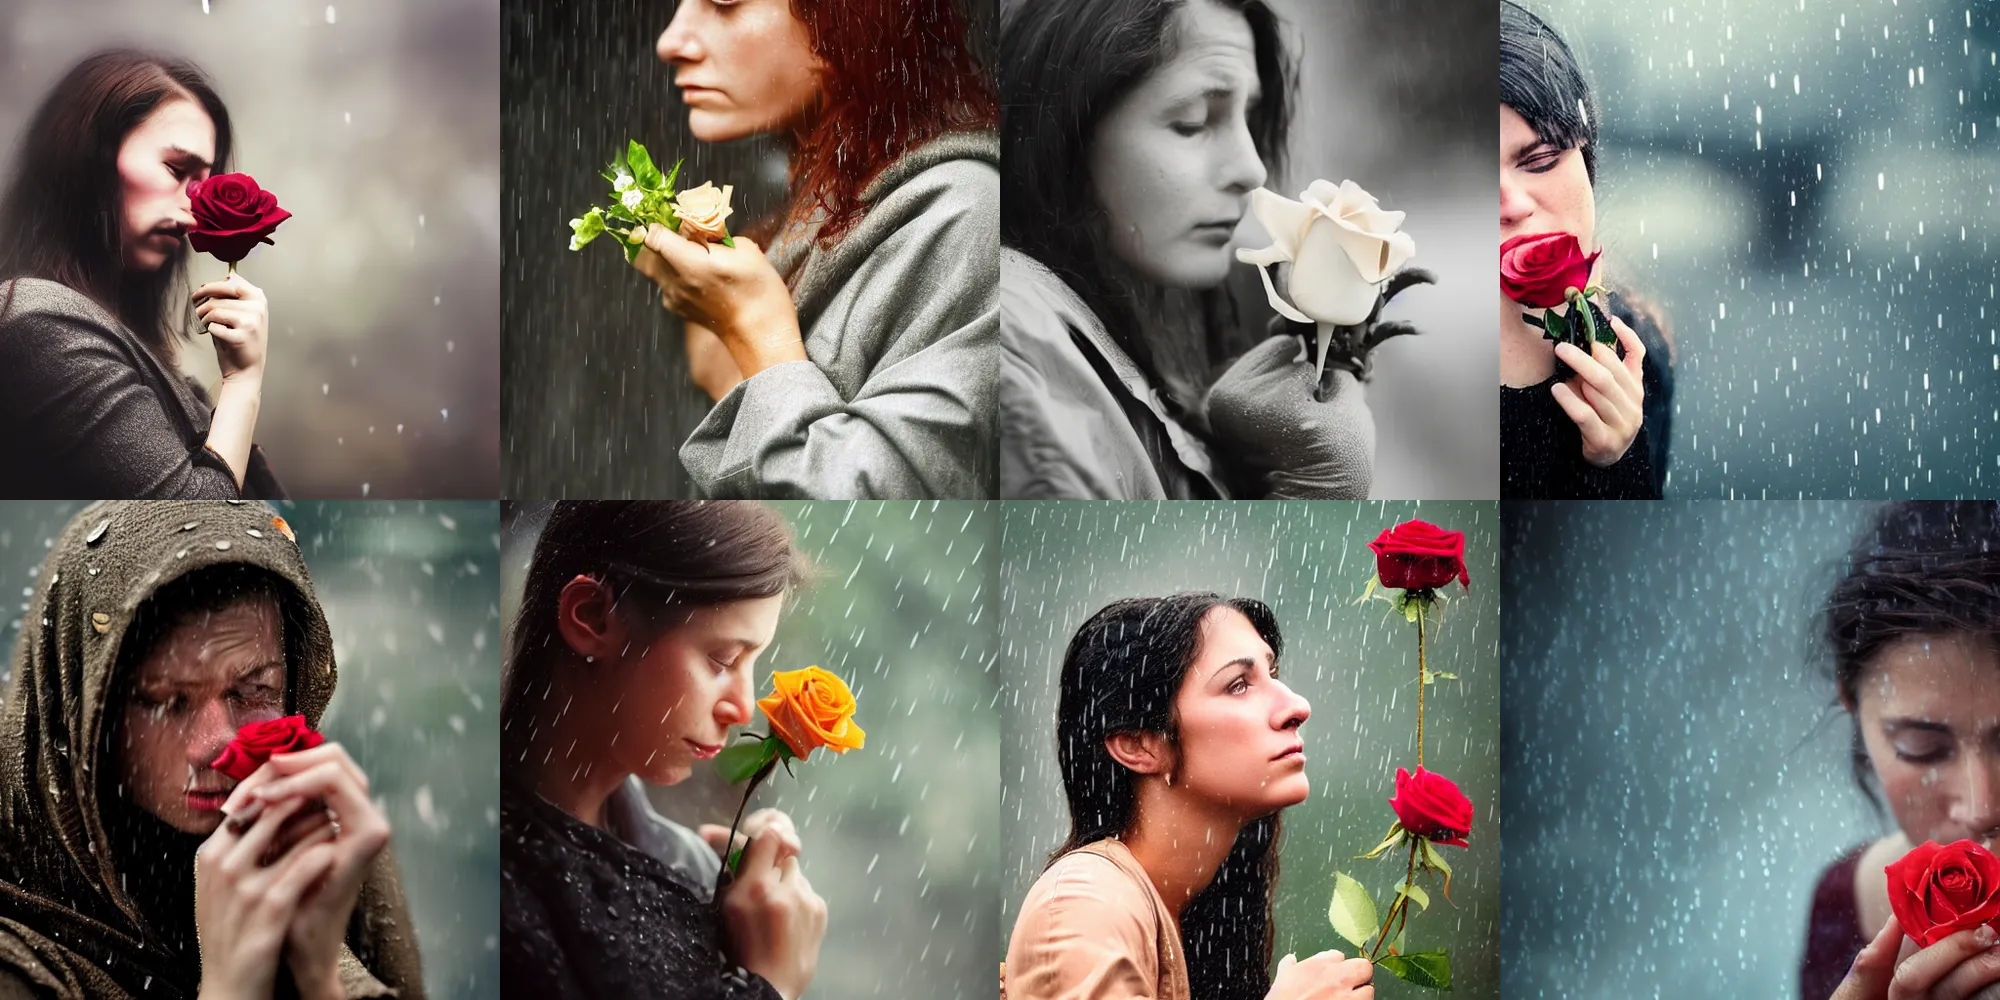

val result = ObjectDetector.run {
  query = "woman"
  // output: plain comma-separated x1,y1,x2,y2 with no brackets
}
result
1005,593,1373,1000
1806,502,2000,1000
0,501,419,999
1498,1,1674,499
499,501,826,1000
634,0,998,499
998,0,1426,500
0,51,281,498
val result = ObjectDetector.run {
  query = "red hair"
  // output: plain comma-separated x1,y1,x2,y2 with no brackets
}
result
776,0,996,248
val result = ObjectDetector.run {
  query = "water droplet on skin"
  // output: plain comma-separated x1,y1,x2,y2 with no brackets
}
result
85,520,108,545
214,541,231,551
180,522,199,532
246,529,264,539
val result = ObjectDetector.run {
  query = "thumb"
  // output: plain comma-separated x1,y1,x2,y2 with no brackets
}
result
1276,954,1296,977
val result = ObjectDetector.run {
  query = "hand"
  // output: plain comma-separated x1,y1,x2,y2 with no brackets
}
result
1266,950,1375,1000
630,223,807,381
1550,314,1645,468
1203,335,1374,499
193,274,270,386
700,808,799,862
719,830,827,1000
1832,917,2000,1000
684,320,745,402
195,793,339,1000
221,743,392,1000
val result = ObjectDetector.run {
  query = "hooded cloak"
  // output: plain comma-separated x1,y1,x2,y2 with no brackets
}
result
0,501,424,999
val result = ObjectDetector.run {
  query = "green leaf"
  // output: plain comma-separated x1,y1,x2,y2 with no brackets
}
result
567,208,606,251
1420,670,1459,686
714,737,779,784
628,139,666,190
1520,311,1545,330
1395,881,1431,912
1359,822,1407,860
720,235,736,249
663,157,683,192
1420,839,1453,877
726,846,744,873
1543,307,1568,343
1327,871,1378,950
1379,950,1452,990
1356,575,1378,606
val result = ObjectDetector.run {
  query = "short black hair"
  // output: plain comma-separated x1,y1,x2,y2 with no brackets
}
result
1500,1,1599,183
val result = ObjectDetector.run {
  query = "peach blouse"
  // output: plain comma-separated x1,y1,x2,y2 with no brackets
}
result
1005,839,1192,1000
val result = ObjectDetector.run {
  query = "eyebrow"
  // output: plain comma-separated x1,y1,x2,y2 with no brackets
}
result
1206,654,1267,682
165,145,212,170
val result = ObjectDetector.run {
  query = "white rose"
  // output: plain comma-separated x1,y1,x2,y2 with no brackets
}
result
1236,179,1416,327
675,181,735,244
620,187,645,212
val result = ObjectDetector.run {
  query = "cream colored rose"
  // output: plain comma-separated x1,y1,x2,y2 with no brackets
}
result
1236,179,1415,326
675,181,735,244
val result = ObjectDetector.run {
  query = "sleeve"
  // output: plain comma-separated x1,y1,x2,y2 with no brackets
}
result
0,965,43,1000
678,178,997,500
1005,860,1159,1000
500,864,587,1000
998,308,1110,500
0,308,242,498
1565,424,1658,499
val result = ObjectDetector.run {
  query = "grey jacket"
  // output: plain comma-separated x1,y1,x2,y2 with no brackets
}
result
997,250,1227,499
0,278,281,499
680,132,999,499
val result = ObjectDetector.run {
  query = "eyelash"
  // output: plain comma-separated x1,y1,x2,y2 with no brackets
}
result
1172,121,1206,137
1896,746,1951,765
1521,152,1561,174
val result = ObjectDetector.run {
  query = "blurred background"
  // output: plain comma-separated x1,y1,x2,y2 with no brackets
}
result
501,501,1000,998
1501,502,1882,997
0,1,500,498
1000,501,1502,998
500,2,998,498
1522,2,2000,498
1248,1,1499,498
0,501,502,1000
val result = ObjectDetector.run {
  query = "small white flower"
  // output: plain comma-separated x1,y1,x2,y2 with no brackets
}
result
568,235,584,251
613,174,634,193
620,188,645,212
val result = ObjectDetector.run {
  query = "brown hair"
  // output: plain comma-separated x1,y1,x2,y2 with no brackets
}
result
1820,501,2000,807
501,501,812,758
0,50,234,358
765,0,996,249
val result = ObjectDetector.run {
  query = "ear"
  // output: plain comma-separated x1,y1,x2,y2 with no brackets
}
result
555,574,630,662
1104,731,1172,777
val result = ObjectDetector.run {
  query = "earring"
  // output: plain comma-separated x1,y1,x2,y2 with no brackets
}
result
1164,771,1174,787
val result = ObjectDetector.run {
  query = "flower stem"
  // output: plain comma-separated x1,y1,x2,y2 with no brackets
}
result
711,753,778,907
1368,838,1423,961
1415,600,1426,770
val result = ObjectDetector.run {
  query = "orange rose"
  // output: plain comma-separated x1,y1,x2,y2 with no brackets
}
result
756,666,865,760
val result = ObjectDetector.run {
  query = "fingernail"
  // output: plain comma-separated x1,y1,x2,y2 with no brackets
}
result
1979,924,1997,947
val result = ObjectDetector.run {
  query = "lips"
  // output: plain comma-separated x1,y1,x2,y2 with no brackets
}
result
185,789,229,812
686,739,722,760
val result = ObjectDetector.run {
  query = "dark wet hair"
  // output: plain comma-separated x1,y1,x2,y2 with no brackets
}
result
114,563,293,712
1820,501,2000,811
1051,592,1285,1000
501,501,812,759
1001,0,1293,414
0,50,234,356
1499,2,1598,184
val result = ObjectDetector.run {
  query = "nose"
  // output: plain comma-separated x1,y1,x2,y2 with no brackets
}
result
1273,679,1311,731
657,3,701,65
713,670,752,728
1499,171,1535,232
1217,118,1268,197
1951,752,2000,840
189,697,237,773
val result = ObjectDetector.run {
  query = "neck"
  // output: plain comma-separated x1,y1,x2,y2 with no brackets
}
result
512,662,628,830
1498,295,1558,387
1121,777,1248,917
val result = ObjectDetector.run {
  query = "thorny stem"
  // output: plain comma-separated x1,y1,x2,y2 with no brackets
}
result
712,752,778,908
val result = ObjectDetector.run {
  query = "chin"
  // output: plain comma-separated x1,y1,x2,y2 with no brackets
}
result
686,110,755,144
1138,246,1233,291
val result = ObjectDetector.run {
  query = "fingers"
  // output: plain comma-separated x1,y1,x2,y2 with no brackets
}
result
737,828,785,877
1552,341,1622,399
262,803,335,866
1891,925,2000,1000
699,823,739,856
1833,915,1902,1000
1920,926,2000,1000
1609,315,1647,381
630,243,673,288
222,795,309,876
1549,381,1604,436
192,277,248,303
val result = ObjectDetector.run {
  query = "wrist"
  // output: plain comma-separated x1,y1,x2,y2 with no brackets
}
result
290,960,344,1000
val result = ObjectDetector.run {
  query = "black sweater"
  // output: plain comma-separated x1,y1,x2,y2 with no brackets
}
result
1501,293,1672,499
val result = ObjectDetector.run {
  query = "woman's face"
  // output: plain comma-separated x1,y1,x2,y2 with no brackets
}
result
1852,632,2000,848
1498,103,1595,260
657,0,824,143
114,595,287,835
1169,606,1312,818
605,593,785,787
1089,0,1269,290
117,97,213,274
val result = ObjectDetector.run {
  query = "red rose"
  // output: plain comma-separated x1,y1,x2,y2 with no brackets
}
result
1885,840,2000,948
187,173,291,264
209,714,324,781
1499,231,1599,309
1389,767,1473,848
1368,520,1470,592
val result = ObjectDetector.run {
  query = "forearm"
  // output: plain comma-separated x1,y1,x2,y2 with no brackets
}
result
204,377,263,491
